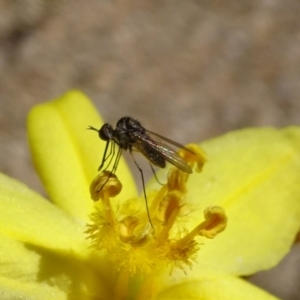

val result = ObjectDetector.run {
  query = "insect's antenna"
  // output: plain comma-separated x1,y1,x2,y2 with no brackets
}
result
87,126,99,132
130,152,154,228
149,163,164,186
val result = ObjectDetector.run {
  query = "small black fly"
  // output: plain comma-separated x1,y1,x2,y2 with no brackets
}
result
88,117,193,226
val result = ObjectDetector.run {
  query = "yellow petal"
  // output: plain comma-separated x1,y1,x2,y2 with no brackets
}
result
0,277,66,300
27,90,137,220
0,172,86,253
155,275,279,300
0,235,45,281
0,174,113,298
0,235,109,300
149,127,300,277
188,127,300,276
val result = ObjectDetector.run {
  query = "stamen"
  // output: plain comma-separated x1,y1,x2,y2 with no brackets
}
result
90,170,122,201
118,216,150,246
156,191,183,223
156,191,182,240
198,206,227,238
86,171,123,250
174,206,227,249
167,167,189,193
178,143,207,172
86,143,228,282
112,268,130,300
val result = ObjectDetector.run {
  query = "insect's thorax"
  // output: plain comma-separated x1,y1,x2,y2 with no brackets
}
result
113,117,145,149
113,130,132,149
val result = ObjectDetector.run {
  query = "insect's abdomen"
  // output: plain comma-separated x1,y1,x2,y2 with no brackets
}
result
135,142,166,168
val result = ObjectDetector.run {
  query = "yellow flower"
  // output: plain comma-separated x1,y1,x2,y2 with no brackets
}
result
0,90,300,300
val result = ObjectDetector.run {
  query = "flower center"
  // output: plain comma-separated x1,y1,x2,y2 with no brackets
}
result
85,144,227,298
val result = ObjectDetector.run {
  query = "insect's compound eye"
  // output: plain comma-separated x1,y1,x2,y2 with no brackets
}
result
99,123,113,141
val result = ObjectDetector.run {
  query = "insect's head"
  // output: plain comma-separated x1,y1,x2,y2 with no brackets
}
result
88,124,114,141
99,123,114,141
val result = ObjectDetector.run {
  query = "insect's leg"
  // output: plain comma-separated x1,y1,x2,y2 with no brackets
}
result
97,145,122,192
130,151,153,228
111,145,122,174
102,141,115,172
149,163,164,186
98,140,111,171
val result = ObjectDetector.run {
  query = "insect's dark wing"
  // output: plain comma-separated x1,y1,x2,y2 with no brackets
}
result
146,130,195,155
131,131,192,174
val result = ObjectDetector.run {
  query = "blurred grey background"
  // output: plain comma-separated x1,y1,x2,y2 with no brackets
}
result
0,0,299,299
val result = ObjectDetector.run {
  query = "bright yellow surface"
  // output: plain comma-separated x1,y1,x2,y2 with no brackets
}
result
1,90,300,299
27,90,137,220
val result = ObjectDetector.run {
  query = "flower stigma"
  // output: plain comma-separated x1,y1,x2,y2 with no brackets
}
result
85,143,227,296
